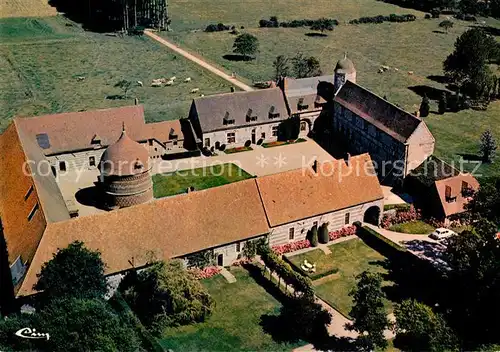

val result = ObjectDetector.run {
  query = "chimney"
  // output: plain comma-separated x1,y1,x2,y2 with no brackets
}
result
344,152,351,166
134,97,139,105
312,159,318,173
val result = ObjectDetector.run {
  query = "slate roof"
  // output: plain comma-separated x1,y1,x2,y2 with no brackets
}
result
15,106,146,155
256,154,384,227
334,81,422,142
283,75,335,114
19,179,270,296
190,88,288,133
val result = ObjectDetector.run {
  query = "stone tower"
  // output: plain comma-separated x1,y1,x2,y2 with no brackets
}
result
334,52,356,94
99,124,153,209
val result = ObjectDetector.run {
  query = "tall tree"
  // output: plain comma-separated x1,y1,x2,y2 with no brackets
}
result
34,241,108,300
114,79,134,99
120,260,214,332
273,55,290,81
465,180,500,223
444,29,497,96
348,271,389,350
232,33,259,59
438,92,447,114
394,299,458,352
419,94,430,117
292,53,322,78
310,18,335,34
480,129,497,163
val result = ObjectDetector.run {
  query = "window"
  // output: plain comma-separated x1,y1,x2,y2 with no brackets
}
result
173,140,178,146
59,161,66,172
345,212,350,225
289,228,295,240
261,132,266,139
236,242,241,252
204,138,210,147
445,185,456,202
461,181,469,195
227,132,236,144
223,112,235,125
297,98,309,111
246,109,258,122
24,185,34,201
10,256,27,285
313,221,318,228
27,203,39,221
272,126,278,137
300,121,307,131
89,156,96,167
169,128,178,140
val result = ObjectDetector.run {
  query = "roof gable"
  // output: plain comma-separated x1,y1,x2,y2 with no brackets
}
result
334,81,421,142
192,88,288,132
15,105,145,155
283,76,335,114
256,154,384,227
434,173,479,217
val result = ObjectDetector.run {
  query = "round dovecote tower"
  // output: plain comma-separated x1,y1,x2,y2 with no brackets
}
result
99,125,153,209
334,52,356,93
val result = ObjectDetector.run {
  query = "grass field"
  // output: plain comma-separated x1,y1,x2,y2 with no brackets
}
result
0,16,233,132
152,163,253,198
159,267,301,351
313,238,393,317
0,0,56,18
388,220,436,234
163,0,500,179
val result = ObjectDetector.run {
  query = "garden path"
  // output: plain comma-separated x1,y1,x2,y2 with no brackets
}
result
219,267,237,283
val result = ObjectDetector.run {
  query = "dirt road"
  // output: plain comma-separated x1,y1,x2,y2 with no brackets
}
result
144,30,254,92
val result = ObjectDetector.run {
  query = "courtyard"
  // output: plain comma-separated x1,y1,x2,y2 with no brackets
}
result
159,266,303,351
152,163,253,198
287,238,394,317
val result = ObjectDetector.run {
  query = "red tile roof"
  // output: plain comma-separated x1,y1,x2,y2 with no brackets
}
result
434,173,479,217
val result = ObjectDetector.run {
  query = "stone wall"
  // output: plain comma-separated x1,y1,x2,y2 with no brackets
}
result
268,199,383,247
202,122,281,149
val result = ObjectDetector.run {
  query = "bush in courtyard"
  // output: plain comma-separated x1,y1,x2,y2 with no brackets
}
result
381,205,421,229
310,226,319,247
318,223,329,244
272,239,311,255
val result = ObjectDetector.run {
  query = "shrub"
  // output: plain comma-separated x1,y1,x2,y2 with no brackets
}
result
205,23,231,32
349,14,416,24
381,205,421,228
318,223,329,244
188,266,221,280
310,226,319,247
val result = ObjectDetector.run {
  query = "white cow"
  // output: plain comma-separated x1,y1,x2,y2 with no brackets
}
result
165,80,174,86
184,77,192,82
169,76,177,81
137,80,143,87
408,71,414,75
190,88,200,93
151,81,162,87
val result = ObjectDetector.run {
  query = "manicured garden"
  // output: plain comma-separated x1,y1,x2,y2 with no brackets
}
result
286,249,339,279
306,238,393,317
152,163,253,198
159,267,302,351
388,220,435,234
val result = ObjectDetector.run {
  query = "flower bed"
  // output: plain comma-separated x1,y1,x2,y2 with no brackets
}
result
188,266,221,280
272,239,311,255
329,225,356,241
231,258,253,267
262,138,306,148
381,205,421,229
224,146,253,154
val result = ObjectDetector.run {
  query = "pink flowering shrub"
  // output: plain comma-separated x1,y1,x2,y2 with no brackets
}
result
272,239,311,255
231,258,253,267
329,225,357,241
188,266,221,280
381,205,421,229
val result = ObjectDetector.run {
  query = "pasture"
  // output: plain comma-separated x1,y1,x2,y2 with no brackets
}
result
0,16,233,132
0,0,56,18
163,0,500,179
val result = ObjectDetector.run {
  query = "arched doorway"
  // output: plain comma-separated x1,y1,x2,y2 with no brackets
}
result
364,206,381,226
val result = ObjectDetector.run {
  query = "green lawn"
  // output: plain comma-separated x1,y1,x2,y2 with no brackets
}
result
0,16,234,132
388,220,435,234
287,249,338,277
163,0,500,180
152,163,253,198
159,267,301,351
313,238,393,317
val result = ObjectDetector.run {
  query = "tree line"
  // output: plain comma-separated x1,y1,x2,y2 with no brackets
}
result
50,0,169,31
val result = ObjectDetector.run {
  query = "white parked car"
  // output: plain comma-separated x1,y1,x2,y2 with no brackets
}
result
429,228,457,240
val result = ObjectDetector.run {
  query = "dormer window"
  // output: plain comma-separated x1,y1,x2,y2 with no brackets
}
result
246,108,258,122
445,185,456,203
297,98,309,111
223,111,235,125
91,134,101,145
268,106,280,119
134,160,144,170
168,128,178,140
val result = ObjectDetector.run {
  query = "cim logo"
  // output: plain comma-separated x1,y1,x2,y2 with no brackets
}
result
15,327,50,341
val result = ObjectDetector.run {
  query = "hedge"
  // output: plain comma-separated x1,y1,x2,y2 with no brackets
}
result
259,17,339,29
109,292,164,352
